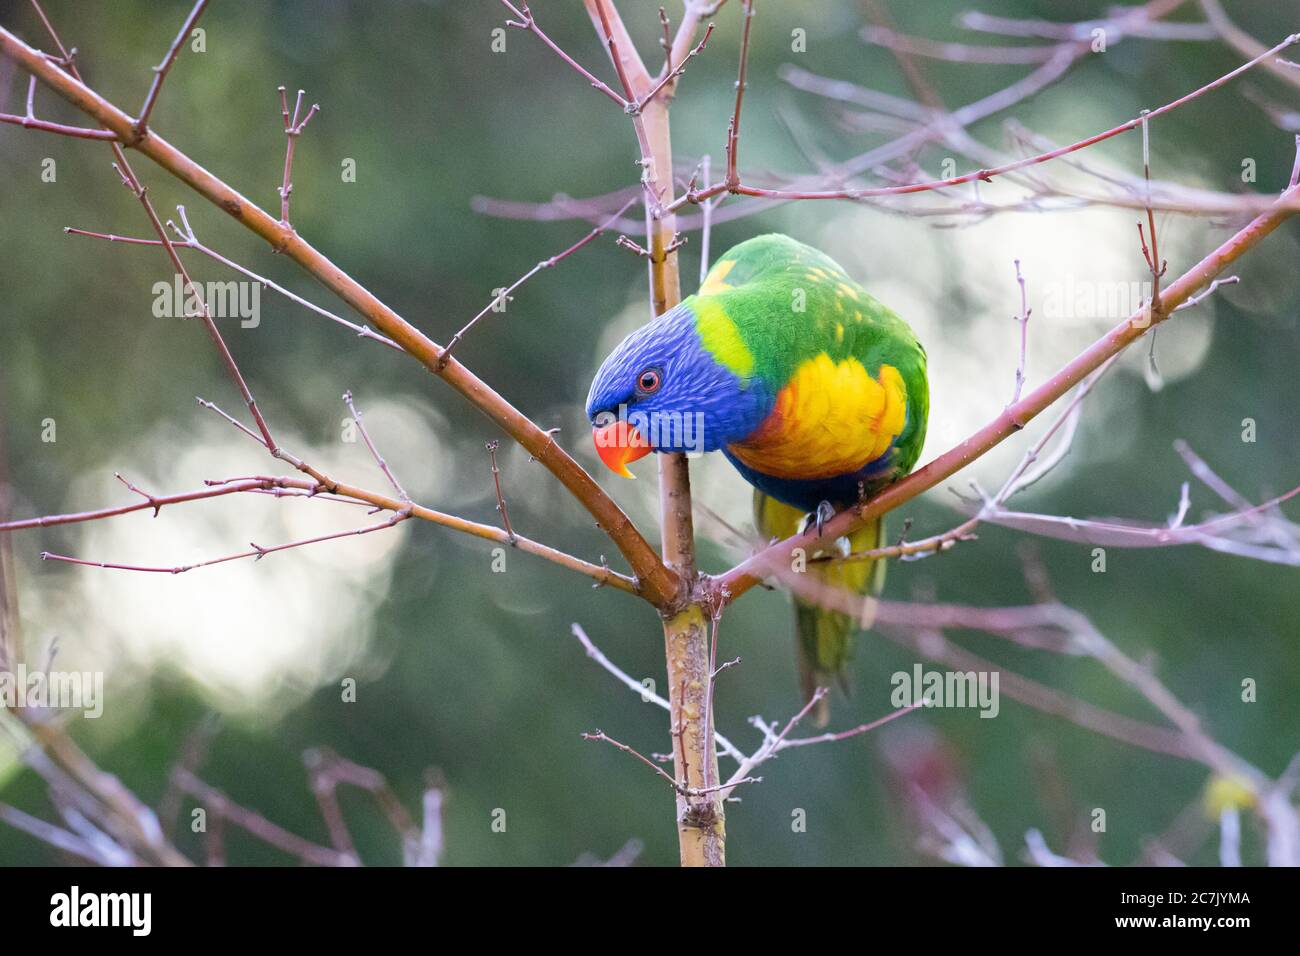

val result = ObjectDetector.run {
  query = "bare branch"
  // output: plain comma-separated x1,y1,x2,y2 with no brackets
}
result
438,196,636,366
714,178,1300,606
582,730,757,797
276,86,320,226
485,440,516,545
500,1,630,108
40,511,409,575
0,77,118,139
780,701,925,751
0,22,680,607
1199,0,1300,92
724,0,755,188
959,4,1212,42
860,25,1065,64
570,623,744,762
65,214,402,351
1010,258,1030,403
0,476,283,531
343,390,410,502
671,32,1300,209
170,767,354,866
133,0,208,139
0,800,126,865
582,730,683,788
635,21,714,112
976,485,1300,565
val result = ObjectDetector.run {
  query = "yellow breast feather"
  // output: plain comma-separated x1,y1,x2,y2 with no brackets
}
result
728,355,907,480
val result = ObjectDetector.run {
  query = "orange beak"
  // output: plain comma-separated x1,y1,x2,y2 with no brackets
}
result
593,419,652,478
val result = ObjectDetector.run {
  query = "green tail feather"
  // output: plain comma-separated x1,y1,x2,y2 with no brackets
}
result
755,491,887,727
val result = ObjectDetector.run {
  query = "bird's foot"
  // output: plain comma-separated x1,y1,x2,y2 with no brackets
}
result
801,500,836,538
816,500,835,537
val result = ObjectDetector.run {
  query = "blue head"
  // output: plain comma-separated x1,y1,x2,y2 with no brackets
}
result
586,303,771,475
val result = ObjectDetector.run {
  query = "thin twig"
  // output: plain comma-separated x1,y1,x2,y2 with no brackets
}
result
582,730,682,788
1011,258,1030,403
170,768,355,866
499,0,630,108
64,215,402,351
725,0,756,187
635,21,715,113
781,700,926,750
1175,274,1240,311
0,98,118,139
0,801,120,865
668,32,1300,210
133,0,208,139
860,24,1065,64
343,390,410,502
1137,110,1167,319
277,85,320,226
569,623,745,764
438,196,637,367
698,154,713,284
40,511,410,575
486,440,516,545
582,730,757,796
714,687,907,799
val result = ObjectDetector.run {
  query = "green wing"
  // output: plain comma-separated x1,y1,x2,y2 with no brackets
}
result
693,234,929,472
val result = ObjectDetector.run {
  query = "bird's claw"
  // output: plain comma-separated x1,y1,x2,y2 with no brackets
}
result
816,500,835,537
802,500,836,538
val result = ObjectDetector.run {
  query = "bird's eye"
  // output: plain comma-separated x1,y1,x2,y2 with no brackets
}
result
636,367,662,394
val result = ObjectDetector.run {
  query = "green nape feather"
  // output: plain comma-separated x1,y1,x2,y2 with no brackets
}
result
755,491,887,728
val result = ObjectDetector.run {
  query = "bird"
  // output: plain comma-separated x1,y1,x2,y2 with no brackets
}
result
586,233,929,725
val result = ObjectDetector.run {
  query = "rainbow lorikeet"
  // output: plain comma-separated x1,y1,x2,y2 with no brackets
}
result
586,234,929,724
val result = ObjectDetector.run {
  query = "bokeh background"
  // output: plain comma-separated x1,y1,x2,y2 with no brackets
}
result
0,0,1297,865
